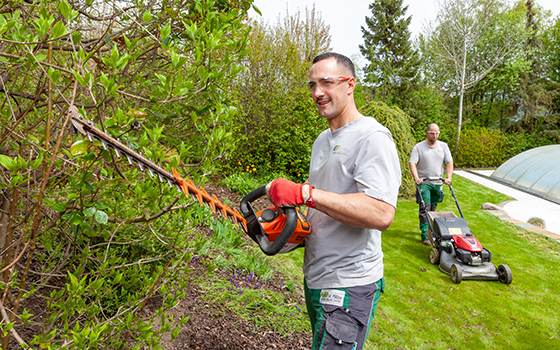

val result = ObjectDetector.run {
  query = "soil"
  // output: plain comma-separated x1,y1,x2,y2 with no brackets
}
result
8,182,312,350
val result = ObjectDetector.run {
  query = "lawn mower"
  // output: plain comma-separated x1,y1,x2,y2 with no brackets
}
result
416,177,513,284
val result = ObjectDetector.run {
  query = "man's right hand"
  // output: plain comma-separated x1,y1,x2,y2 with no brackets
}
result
266,178,314,208
415,178,424,185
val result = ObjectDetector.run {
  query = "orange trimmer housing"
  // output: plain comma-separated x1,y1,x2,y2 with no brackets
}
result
240,185,311,256
256,207,310,245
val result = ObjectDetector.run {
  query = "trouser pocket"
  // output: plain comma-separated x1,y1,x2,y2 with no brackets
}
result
319,305,364,349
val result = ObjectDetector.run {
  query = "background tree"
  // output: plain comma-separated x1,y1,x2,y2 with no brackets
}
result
360,0,420,106
542,15,560,135
514,0,553,133
229,6,331,179
423,0,528,151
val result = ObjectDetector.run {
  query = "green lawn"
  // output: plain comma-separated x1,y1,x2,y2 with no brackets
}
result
368,175,560,349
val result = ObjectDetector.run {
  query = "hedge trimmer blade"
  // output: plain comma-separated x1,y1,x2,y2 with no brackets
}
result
171,168,247,231
69,105,247,231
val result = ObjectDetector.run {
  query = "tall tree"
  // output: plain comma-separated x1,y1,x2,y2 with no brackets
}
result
423,0,528,151
515,0,551,132
360,0,420,106
542,15,560,133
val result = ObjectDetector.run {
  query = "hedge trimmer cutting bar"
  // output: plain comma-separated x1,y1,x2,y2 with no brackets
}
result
68,106,247,231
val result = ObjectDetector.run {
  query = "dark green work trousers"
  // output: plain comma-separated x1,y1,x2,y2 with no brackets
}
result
417,183,443,240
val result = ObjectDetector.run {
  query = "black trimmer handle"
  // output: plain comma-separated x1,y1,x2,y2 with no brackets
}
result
239,185,298,256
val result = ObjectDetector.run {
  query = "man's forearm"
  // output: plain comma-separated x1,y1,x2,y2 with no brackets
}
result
445,162,454,183
311,189,395,231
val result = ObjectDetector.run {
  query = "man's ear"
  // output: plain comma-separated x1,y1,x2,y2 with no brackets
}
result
347,77,356,94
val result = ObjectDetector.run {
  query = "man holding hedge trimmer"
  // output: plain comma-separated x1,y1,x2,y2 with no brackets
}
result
408,123,454,246
266,53,401,350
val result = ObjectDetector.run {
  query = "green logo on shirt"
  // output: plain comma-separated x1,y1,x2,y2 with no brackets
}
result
332,145,349,156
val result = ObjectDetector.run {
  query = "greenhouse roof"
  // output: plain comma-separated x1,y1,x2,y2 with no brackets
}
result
491,145,560,205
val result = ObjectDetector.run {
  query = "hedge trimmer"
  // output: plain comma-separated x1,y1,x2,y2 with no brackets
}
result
69,106,310,255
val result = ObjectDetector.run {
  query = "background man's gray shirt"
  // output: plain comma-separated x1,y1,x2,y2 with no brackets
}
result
409,141,453,184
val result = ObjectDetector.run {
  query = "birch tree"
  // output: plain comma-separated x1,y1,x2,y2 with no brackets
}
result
423,0,528,150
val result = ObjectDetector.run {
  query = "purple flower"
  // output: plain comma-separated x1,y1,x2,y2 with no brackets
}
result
250,271,254,278
247,296,250,302
230,277,233,282
261,294,264,299
290,312,293,316
238,289,243,294
255,302,258,307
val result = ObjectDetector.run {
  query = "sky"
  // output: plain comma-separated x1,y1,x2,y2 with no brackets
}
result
251,0,560,66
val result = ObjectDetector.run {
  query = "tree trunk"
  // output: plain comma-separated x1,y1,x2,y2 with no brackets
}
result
454,40,468,154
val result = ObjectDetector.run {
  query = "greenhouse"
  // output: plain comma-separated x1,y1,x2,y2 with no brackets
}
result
491,145,560,205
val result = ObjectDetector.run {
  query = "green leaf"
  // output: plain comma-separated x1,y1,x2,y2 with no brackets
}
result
71,31,82,44
71,69,86,87
48,67,61,84
104,118,115,127
0,155,16,171
53,202,69,212
58,1,72,19
113,272,123,284
142,10,153,23
51,21,67,39
70,139,90,156
83,207,96,217
95,210,108,224
160,24,171,41
171,326,180,340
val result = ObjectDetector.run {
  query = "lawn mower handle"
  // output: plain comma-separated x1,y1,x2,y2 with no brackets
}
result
239,185,298,256
416,177,464,219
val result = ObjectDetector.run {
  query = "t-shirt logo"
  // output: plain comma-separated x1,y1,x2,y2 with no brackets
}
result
332,145,349,156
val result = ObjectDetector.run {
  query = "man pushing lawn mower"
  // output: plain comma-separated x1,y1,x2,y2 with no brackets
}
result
266,53,401,350
408,123,453,246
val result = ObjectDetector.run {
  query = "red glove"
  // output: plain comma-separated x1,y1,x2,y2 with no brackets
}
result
266,178,315,208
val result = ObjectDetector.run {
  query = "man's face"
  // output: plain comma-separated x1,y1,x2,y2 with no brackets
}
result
308,58,353,120
426,126,440,144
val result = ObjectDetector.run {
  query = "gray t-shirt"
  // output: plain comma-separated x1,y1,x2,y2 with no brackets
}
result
303,117,401,289
409,141,453,184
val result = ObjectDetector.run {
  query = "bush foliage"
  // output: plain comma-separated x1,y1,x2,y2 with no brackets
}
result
0,0,257,348
360,101,416,196
454,126,556,168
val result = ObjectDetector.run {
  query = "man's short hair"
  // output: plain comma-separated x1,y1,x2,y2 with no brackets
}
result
312,52,355,78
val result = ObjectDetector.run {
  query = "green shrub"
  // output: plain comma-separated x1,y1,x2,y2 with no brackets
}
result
360,101,416,197
455,127,557,168
455,126,508,168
